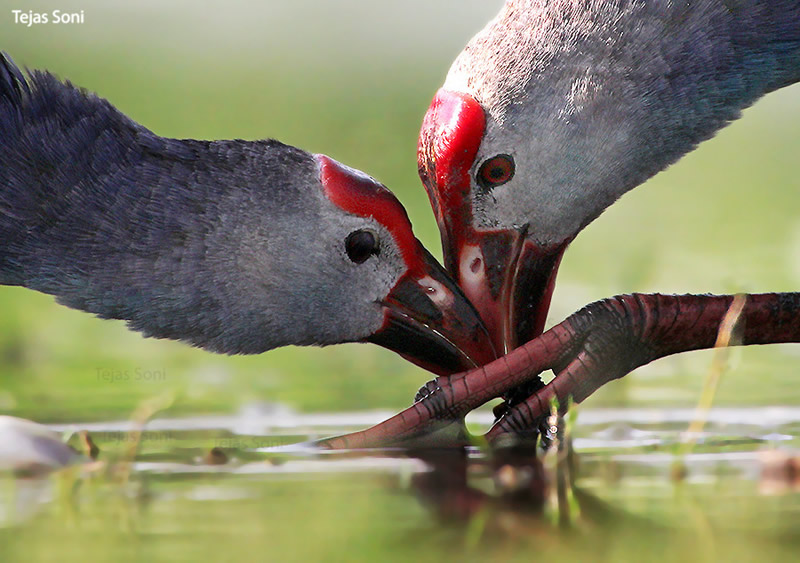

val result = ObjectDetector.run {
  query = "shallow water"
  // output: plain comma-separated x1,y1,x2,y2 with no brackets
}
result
1,2,799,561
2,407,800,562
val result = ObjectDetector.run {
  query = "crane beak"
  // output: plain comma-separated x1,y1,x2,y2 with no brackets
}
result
416,88,564,355
448,228,567,355
368,245,498,376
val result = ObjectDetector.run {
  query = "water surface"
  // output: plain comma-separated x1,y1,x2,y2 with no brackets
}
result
2,407,799,562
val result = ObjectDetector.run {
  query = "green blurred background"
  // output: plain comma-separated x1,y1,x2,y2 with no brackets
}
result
2,0,799,423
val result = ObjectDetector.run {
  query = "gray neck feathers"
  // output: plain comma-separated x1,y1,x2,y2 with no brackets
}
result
445,0,800,242
0,63,330,354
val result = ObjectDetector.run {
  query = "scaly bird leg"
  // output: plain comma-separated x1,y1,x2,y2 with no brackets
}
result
487,292,800,441
321,293,800,449
319,326,567,448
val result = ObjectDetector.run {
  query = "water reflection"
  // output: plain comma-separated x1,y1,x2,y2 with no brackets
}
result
409,445,548,521
1,406,799,541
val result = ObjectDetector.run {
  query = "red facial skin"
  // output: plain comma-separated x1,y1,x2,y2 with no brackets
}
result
319,155,420,274
417,90,485,275
417,89,565,355
317,155,497,375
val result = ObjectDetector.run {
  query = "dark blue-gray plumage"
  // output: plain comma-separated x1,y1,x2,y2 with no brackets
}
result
0,53,495,374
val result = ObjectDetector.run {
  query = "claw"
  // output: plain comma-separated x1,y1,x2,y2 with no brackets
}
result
414,379,442,403
322,292,800,449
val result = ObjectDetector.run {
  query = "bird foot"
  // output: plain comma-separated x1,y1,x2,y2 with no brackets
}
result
323,293,800,449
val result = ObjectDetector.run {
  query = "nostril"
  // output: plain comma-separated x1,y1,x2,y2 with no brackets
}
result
419,277,453,308
470,257,482,274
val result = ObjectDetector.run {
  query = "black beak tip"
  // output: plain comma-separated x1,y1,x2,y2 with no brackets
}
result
366,319,472,376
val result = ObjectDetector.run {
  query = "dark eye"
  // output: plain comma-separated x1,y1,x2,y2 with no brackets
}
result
345,230,379,264
477,154,515,188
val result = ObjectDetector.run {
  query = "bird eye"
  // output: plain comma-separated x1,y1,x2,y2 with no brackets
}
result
345,230,379,264
477,154,515,188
